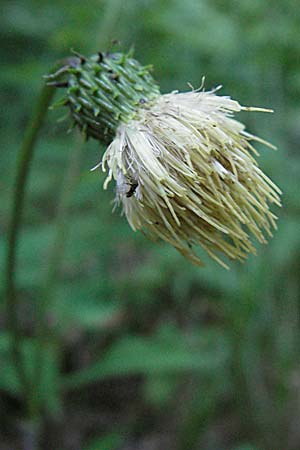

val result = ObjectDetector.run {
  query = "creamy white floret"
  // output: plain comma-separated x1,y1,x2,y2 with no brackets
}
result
99,88,281,268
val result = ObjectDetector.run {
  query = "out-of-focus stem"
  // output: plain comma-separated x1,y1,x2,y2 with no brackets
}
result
4,83,55,415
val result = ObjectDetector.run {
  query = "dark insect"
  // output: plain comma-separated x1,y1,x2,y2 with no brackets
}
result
126,181,138,198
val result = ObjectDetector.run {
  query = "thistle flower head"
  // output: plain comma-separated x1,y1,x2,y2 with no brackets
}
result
48,51,281,268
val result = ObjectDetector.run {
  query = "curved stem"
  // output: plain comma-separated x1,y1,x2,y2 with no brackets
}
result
5,83,55,413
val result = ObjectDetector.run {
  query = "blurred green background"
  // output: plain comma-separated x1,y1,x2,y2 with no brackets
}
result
1,0,300,449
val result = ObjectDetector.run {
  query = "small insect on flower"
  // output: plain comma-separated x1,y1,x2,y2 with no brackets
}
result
47,50,282,268
126,181,138,198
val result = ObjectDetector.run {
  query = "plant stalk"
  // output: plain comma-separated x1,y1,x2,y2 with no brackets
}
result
5,83,55,415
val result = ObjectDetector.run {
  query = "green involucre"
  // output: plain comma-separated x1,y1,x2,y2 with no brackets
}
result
48,51,160,144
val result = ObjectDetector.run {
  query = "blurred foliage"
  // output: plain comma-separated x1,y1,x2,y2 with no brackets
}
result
1,0,300,449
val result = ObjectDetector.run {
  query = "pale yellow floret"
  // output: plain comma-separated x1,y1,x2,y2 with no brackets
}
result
99,88,281,268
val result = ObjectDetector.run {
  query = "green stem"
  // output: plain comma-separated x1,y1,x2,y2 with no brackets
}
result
5,83,55,414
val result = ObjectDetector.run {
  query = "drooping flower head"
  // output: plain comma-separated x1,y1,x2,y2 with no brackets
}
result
47,50,281,268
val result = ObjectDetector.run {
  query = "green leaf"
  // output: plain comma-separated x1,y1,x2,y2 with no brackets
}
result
62,325,230,390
